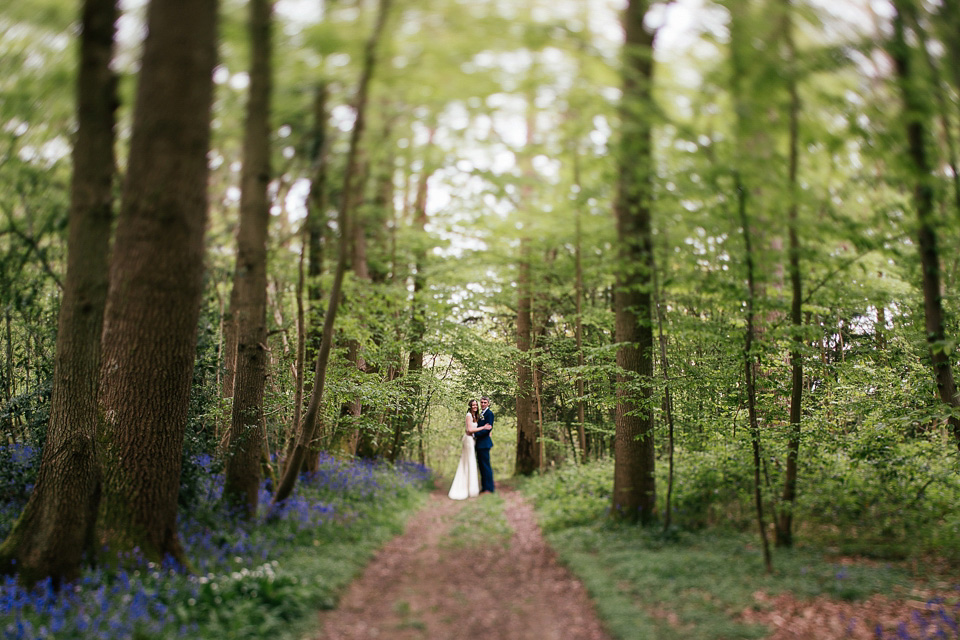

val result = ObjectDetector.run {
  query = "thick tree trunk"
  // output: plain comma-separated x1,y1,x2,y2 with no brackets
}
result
0,0,117,586
96,0,218,564
612,0,657,524
777,0,803,548
271,0,390,507
890,1,960,449
223,0,273,519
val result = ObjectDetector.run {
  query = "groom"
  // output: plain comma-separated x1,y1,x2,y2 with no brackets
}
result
475,396,495,493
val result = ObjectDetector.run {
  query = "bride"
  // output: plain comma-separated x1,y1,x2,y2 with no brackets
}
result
448,399,483,500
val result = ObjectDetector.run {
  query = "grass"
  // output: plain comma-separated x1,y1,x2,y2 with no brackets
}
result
0,448,432,639
519,461,959,640
444,494,512,549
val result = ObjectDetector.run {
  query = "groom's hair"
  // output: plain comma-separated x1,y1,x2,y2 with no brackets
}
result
481,396,490,402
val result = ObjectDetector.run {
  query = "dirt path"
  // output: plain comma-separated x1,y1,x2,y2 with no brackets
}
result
314,484,611,640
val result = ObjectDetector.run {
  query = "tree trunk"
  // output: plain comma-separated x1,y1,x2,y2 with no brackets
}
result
737,175,774,574
334,166,371,457
3,309,11,407
516,93,542,477
223,0,273,519
398,139,433,461
286,224,307,469
96,0,218,564
899,3,960,222
271,0,391,507
574,186,587,462
0,0,117,586
652,257,676,532
889,0,960,449
298,83,331,473
612,0,657,524
515,239,539,475
777,0,803,548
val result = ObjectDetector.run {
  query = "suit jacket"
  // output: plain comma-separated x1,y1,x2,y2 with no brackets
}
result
475,408,494,450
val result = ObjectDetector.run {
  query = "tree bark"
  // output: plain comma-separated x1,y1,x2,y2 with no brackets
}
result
223,0,273,519
889,0,960,449
515,240,539,475
271,0,391,507
0,0,117,586
612,0,657,524
96,0,218,564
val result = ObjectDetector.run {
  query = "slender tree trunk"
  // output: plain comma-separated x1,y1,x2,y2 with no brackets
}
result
3,310,11,406
286,224,307,468
399,135,433,461
574,187,587,462
2,309,10,441
516,94,542,477
334,166,371,457
889,1,960,449
515,239,539,475
777,0,803,548
305,83,328,368
96,0,218,564
298,83,330,473
0,0,117,586
899,3,960,222
271,0,391,507
737,176,774,573
223,0,273,519
652,258,676,532
612,0,657,524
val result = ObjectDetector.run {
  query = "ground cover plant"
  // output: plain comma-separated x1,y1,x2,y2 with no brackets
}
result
520,460,960,640
0,445,431,640
442,493,512,550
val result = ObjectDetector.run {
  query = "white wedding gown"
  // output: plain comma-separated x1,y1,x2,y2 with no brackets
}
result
448,414,480,500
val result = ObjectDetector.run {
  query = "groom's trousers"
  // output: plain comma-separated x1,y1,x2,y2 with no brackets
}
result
476,448,495,493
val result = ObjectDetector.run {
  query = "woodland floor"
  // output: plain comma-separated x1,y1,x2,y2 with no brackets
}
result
313,482,958,640
313,482,611,640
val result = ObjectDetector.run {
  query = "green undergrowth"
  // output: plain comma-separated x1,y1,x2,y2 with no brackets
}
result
520,462,921,640
0,454,433,640
211,488,430,640
444,494,512,549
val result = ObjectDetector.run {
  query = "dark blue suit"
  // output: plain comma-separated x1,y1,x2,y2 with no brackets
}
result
475,407,495,493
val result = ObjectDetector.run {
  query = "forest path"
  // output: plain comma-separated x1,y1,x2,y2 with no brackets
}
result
313,482,612,640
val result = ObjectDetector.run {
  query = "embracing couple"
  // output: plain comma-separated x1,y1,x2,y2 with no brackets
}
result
447,396,495,500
